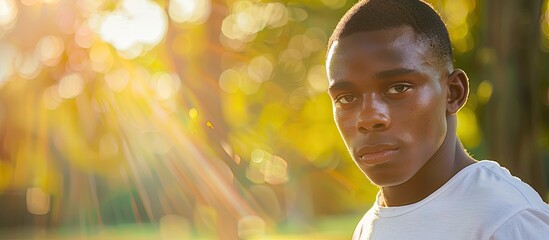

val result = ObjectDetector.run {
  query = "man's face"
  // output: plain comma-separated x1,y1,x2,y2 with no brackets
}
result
326,26,449,187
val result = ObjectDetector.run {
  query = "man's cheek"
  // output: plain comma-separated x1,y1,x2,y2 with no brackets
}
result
335,116,356,138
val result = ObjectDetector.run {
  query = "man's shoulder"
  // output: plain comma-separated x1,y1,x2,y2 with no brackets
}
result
352,161,549,239
490,207,549,239
449,160,549,238
457,160,545,209
446,160,549,227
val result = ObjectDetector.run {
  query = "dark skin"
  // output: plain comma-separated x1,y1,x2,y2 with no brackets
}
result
326,26,476,207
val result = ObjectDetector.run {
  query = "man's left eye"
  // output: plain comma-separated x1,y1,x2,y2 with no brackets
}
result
386,84,411,94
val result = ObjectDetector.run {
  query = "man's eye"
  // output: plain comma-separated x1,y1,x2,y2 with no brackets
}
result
336,95,358,104
386,84,411,94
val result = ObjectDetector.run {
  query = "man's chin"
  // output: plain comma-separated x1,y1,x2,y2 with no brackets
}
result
363,173,412,188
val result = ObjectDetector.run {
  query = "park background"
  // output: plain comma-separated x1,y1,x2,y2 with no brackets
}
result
0,0,548,239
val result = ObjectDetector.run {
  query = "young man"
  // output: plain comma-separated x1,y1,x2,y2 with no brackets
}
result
325,0,549,239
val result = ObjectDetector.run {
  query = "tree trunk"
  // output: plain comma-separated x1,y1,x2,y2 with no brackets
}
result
482,0,547,199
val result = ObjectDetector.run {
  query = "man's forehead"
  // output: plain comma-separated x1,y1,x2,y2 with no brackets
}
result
343,26,417,45
329,27,422,59
326,27,435,84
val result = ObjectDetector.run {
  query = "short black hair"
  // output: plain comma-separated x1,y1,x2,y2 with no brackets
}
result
328,0,453,66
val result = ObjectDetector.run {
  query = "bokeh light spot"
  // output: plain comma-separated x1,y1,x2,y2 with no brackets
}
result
219,68,241,93
542,20,549,39
453,35,474,53
189,108,198,119
239,76,260,94
457,107,480,148
248,55,273,83
105,68,130,92
17,52,42,79
477,80,493,104
58,73,84,99
307,65,328,93
288,6,308,22
75,22,95,48
445,0,469,26
97,0,167,58
238,215,265,239
304,27,327,53
151,72,180,100
42,86,63,110
264,155,288,185
37,35,64,66
251,149,268,164
264,2,289,28
0,0,17,29
26,187,51,215
222,2,289,41
90,42,113,72
169,0,211,24
0,41,20,86
450,22,469,41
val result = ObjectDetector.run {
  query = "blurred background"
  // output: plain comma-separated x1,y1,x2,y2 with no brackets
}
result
0,0,548,239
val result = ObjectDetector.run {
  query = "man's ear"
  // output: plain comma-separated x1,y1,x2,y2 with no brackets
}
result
446,69,469,114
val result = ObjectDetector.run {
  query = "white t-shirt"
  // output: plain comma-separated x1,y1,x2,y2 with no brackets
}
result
353,160,549,240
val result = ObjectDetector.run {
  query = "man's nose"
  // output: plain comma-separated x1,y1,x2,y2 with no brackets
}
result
356,95,390,133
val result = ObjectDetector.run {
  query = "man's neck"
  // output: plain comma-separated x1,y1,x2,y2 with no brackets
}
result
379,129,476,207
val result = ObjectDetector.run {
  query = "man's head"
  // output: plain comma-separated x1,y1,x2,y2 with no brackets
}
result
329,0,453,69
326,0,469,187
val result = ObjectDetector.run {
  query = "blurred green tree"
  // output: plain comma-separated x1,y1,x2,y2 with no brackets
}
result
479,0,548,196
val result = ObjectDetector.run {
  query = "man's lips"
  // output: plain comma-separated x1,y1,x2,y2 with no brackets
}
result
356,144,399,165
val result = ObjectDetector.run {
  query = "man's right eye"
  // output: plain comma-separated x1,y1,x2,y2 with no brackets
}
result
336,95,358,104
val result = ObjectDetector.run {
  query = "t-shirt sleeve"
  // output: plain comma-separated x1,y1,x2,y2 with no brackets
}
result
490,208,549,239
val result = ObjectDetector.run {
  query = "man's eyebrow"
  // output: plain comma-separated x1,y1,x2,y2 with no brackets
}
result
328,68,417,93
375,68,416,79
328,81,355,92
